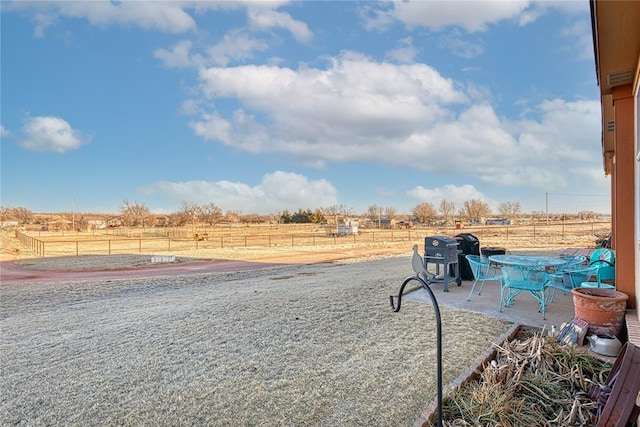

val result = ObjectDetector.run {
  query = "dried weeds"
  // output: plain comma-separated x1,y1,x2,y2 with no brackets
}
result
438,328,612,426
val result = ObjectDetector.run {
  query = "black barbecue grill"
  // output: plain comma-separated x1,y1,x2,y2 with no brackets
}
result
424,236,462,292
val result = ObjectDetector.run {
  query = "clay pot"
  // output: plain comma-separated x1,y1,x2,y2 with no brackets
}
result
572,288,629,337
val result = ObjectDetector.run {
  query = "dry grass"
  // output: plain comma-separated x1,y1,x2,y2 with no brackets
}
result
0,258,512,426
7,220,610,259
439,328,612,426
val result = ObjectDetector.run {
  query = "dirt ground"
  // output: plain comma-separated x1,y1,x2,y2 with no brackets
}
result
1,224,604,278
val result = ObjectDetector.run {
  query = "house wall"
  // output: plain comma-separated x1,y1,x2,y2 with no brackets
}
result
635,59,640,316
611,84,637,309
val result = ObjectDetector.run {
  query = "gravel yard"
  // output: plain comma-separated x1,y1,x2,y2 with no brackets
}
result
0,256,511,426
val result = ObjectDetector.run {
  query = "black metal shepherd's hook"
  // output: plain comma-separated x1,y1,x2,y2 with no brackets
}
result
390,275,443,427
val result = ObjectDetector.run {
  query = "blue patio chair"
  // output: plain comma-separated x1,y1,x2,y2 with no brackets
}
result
587,248,615,267
546,265,597,302
545,255,587,301
580,248,615,290
499,263,549,320
465,254,502,301
580,265,615,290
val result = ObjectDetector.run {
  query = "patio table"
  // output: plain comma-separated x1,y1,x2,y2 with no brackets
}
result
489,254,566,319
488,254,566,269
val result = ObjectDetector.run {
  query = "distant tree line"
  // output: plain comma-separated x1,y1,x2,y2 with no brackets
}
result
0,206,35,224
1,198,605,228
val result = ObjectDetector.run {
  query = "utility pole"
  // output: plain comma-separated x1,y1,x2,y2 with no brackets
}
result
72,198,75,232
545,192,549,224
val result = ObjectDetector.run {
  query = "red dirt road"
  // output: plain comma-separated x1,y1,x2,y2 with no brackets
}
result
0,258,289,284
0,246,410,284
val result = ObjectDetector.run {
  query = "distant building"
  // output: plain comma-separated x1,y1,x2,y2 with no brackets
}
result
106,216,123,227
485,218,511,226
87,220,107,230
377,218,397,229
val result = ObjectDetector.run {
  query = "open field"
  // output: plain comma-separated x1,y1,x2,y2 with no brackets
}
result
5,220,610,264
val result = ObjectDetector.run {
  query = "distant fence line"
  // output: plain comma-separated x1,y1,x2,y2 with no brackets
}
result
15,220,610,258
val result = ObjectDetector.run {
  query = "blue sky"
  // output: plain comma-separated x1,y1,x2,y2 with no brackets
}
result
1,1,610,216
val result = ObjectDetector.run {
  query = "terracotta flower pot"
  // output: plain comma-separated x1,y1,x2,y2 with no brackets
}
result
572,288,629,337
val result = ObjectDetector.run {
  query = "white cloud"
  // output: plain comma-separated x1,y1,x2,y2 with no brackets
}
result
189,52,603,196
32,12,57,38
155,33,270,68
139,171,338,214
58,2,195,33
385,37,418,64
362,1,588,33
562,19,594,61
377,1,531,32
207,31,270,66
247,7,312,43
154,40,203,68
19,116,89,153
180,99,203,116
358,3,396,32
193,53,467,162
0,125,10,137
438,31,485,58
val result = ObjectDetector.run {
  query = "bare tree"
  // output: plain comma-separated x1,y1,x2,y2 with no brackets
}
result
323,204,353,224
201,202,223,226
323,205,340,222
578,211,597,220
366,204,384,227
268,212,282,224
384,206,397,219
120,199,152,227
529,210,545,221
439,200,455,225
166,212,183,227
460,199,491,222
176,201,202,226
412,202,437,224
0,206,34,224
497,201,521,219
224,210,241,223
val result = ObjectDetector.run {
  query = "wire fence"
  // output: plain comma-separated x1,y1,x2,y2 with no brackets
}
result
14,220,611,258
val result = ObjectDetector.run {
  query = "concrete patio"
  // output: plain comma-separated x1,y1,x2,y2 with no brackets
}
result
403,248,594,331
404,274,575,331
